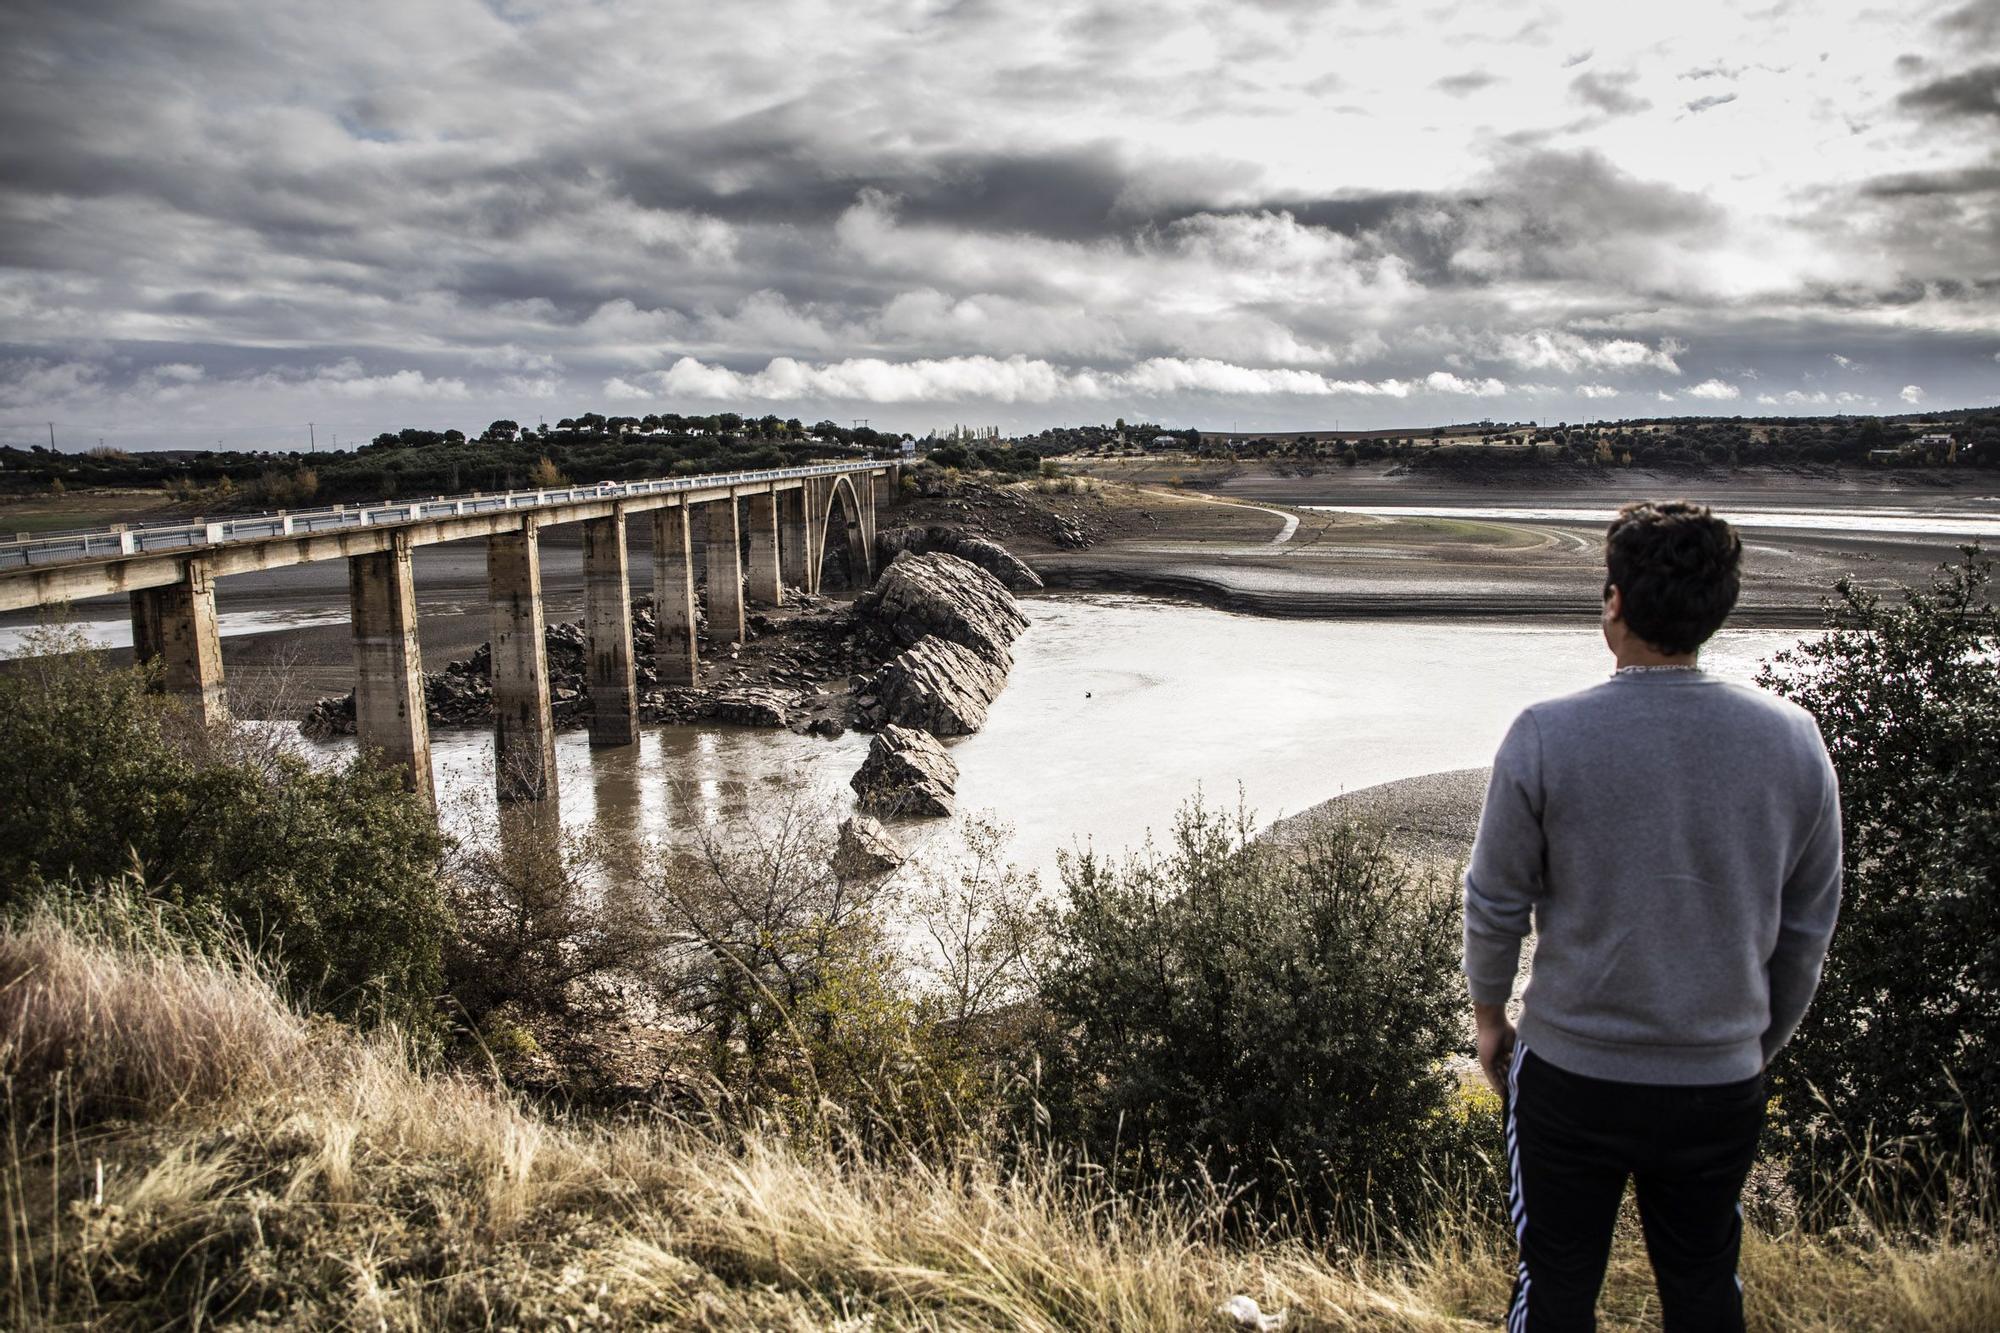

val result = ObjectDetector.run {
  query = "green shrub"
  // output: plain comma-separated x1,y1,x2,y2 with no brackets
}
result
1032,796,1485,1225
0,632,448,1035
1757,546,1999,1216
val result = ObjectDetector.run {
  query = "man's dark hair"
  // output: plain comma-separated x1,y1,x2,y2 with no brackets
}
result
1604,501,1742,655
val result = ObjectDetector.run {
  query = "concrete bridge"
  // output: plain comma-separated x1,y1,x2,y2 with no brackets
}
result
0,459,901,810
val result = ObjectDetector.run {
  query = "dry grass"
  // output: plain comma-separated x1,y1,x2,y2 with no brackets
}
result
1,911,1993,1330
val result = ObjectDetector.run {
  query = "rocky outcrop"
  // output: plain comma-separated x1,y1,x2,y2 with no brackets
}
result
858,635,1007,736
849,725,957,818
832,814,906,879
875,525,1044,591
854,551,1029,664
712,686,794,728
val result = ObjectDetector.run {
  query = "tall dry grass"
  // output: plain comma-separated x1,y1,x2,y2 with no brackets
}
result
1,907,1993,1330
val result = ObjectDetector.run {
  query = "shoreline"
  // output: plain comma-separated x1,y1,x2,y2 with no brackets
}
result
1032,568,1836,629
1267,767,1491,868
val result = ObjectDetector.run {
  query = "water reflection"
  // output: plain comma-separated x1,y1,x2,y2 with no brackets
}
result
305,595,1806,882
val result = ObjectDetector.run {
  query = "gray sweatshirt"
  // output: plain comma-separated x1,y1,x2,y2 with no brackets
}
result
1463,669,1842,1085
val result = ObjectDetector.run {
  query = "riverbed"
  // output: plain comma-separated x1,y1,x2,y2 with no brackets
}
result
300,594,1805,882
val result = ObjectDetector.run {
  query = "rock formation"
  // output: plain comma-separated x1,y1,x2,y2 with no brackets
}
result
875,525,1044,591
854,550,1029,663
858,635,1007,736
832,814,906,880
849,725,957,817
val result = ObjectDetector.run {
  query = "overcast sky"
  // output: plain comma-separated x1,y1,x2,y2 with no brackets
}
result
2,0,1997,448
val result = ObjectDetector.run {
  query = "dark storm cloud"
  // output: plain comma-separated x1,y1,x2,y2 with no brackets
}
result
1897,63,2000,120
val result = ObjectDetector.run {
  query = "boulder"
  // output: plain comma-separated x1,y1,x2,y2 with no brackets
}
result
855,550,1029,665
875,526,1043,591
849,724,957,818
832,814,906,879
713,687,793,727
863,635,1008,736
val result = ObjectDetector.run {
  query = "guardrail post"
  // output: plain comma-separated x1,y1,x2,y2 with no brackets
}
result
582,506,639,746
651,504,699,687
745,489,782,607
704,490,746,643
349,531,435,808
129,558,227,725
488,516,558,805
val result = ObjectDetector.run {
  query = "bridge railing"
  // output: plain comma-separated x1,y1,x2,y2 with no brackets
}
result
0,460,886,571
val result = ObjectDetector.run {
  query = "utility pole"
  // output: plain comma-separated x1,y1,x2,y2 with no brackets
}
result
309,421,316,452
47,422,55,450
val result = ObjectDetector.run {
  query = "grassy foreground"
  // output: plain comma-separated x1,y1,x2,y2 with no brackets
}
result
2,912,1993,1331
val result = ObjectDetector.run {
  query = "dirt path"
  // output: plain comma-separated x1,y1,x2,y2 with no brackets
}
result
1136,486,1298,544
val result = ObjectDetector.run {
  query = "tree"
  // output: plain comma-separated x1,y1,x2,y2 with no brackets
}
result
1756,547,1999,1217
0,634,448,1035
527,456,567,488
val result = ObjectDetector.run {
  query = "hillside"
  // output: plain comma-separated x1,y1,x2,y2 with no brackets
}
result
3,908,1993,1330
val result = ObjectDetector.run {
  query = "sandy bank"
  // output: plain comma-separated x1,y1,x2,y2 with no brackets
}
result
1266,767,1491,868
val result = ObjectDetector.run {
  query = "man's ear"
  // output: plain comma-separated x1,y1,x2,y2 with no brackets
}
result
1603,583,1622,621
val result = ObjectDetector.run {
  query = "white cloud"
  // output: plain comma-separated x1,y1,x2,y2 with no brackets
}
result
1769,388,1874,407
1685,378,1741,400
1899,384,1925,404
0,357,107,408
602,376,654,402
1575,384,1620,399
656,355,1428,404
1424,370,1509,396
1494,331,1683,375
240,359,471,401
1830,353,1856,369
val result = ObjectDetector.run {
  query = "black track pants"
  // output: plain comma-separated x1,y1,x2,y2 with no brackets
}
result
1502,1045,1765,1332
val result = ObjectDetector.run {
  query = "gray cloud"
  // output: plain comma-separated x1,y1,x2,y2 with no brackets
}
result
1571,71,1652,116
1685,92,1740,113
1936,0,2000,44
1434,70,1502,96
1897,63,2000,120
0,0,1994,443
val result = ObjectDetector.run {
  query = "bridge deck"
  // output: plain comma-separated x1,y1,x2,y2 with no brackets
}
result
0,460,888,613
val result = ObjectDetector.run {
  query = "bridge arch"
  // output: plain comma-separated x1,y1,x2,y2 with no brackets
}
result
815,473,873,591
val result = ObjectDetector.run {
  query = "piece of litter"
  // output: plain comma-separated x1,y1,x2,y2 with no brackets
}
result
1216,1294,1287,1330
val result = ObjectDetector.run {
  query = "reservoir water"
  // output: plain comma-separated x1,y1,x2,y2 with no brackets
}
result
1307,504,2000,539
303,595,1805,881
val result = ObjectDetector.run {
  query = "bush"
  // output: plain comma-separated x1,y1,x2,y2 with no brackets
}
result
0,633,449,1035
1032,797,1485,1225
1757,547,1999,1216
651,800,990,1140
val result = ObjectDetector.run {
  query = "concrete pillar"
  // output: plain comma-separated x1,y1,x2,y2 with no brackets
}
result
129,558,226,724
651,505,700,686
582,507,639,747
488,517,558,805
803,478,827,596
745,489,782,607
779,487,808,593
704,492,746,643
348,533,434,808
861,472,880,558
